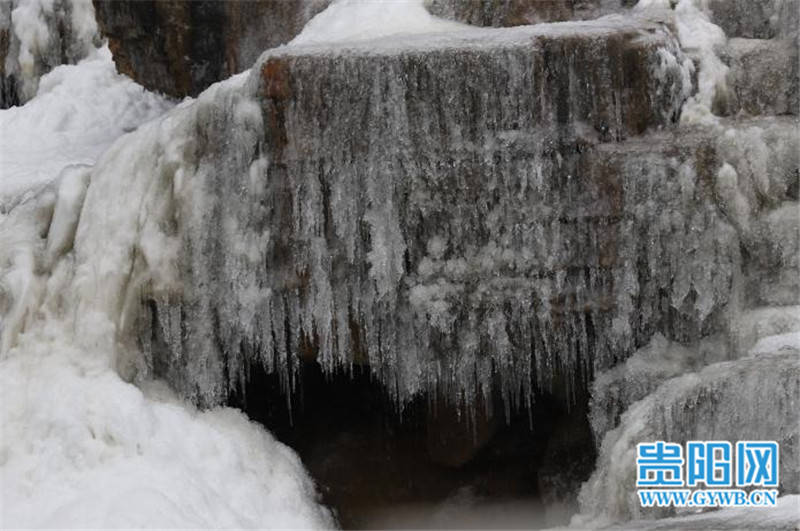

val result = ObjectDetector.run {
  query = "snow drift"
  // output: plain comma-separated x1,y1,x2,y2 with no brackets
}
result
0,42,332,529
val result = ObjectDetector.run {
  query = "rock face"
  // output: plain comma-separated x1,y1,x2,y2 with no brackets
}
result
1,0,99,108
91,0,329,97
132,17,696,409
577,0,800,522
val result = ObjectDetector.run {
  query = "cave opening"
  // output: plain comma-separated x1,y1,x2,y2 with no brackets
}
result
229,360,597,529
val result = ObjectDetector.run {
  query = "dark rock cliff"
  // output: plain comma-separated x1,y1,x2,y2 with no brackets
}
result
91,0,329,97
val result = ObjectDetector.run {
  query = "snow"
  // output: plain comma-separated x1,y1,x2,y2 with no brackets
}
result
0,42,332,528
290,0,467,46
751,331,800,356
1,329,333,528
635,0,730,125
602,495,800,530
0,46,173,204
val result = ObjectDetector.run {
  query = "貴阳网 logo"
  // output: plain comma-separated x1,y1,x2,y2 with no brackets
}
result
636,441,779,508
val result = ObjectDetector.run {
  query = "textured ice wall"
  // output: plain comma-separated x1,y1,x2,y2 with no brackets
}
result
1,0,99,107
587,333,727,449
128,17,700,411
578,335,800,522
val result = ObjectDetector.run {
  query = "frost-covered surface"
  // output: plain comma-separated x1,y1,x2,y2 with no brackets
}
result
708,0,800,39
291,0,466,45
0,0,796,527
588,333,728,448
635,0,800,122
0,46,332,528
0,45,173,204
132,15,695,412
1,0,99,107
603,494,800,530
578,334,800,523
722,37,799,117
590,304,800,450
634,0,729,124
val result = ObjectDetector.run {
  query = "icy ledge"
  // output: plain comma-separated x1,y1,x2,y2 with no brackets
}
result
127,13,694,413
578,332,800,523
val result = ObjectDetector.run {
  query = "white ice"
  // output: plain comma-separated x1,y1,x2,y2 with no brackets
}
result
635,0,729,125
0,35,332,529
0,46,173,204
290,0,467,46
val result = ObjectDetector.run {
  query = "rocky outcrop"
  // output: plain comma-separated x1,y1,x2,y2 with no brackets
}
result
91,0,329,98
129,16,697,409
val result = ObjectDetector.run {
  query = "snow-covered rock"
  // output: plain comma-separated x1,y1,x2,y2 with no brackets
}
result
579,335,800,522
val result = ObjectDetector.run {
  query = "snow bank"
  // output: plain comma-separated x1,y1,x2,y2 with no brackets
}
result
1,327,333,528
0,45,173,204
0,45,332,528
290,0,467,46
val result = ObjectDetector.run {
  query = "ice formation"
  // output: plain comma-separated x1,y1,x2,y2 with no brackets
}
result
1,0,99,107
0,29,332,528
578,333,800,522
130,14,700,412
574,0,800,523
0,0,797,526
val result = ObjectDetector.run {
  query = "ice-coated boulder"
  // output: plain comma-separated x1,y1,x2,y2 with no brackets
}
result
131,17,702,409
707,0,800,39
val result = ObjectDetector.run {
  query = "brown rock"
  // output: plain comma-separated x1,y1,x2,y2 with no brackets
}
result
92,0,329,98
